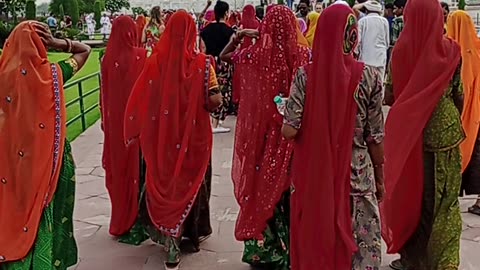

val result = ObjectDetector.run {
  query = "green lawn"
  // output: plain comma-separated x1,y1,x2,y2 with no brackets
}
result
48,49,102,141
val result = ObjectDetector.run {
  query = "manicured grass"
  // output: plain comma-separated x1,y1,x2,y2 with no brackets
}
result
48,49,102,141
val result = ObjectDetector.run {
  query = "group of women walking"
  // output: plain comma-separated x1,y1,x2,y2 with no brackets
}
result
2,0,480,270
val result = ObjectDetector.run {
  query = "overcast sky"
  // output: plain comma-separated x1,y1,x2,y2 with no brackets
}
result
36,0,50,4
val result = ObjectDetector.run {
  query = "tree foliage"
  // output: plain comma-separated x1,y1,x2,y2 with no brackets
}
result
94,0,102,27
132,6,146,16
25,0,35,19
105,0,129,14
59,3,65,18
2,0,27,22
70,0,79,27
458,0,466,10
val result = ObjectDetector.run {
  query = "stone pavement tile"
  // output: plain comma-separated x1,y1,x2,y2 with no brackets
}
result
461,227,480,242
76,174,104,184
460,239,480,270
74,196,111,220
77,178,108,197
91,166,106,177
76,167,95,176
201,222,243,253
74,220,101,245
75,256,146,270
462,213,480,228
460,196,478,213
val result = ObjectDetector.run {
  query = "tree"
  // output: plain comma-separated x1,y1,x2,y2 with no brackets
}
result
105,0,129,14
458,0,466,10
37,2,49,15
25,0,35,19
132,6,145,16
59,3,64,18
70,0,79,27
94,0,102,28
3,0,27,22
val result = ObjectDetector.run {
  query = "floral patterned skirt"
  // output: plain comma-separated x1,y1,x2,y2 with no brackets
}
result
242,193,290,270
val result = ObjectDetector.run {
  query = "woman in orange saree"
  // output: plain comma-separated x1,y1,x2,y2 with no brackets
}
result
0,21,90,269
447,11,480,215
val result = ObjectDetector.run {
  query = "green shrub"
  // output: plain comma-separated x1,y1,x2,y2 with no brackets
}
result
0,23,15,48
458,0,466,10
26,0,36,20
64,28,80,39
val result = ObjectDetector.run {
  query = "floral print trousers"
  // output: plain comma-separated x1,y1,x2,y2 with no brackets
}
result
352,193,382,270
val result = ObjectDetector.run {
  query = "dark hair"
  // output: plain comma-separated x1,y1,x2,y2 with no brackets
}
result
393,0,407,8
255,5,264,20
385,3,394,9
150,6,162,24
214,1,229,22
298,0,310,6
440,2,450,12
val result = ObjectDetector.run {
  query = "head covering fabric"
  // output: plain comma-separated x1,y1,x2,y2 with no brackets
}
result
364,0,383,13
136,15,147,46
101,16,147,236
124,10,212,237
290,5,364,270
447,11,480,171
382,0,461,253
305,12,320,47
231,5,310,241
297,18,307,33
240,5,260,49
0,21,67,261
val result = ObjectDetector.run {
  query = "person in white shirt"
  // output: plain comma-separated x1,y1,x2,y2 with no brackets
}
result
356,0,390,84
86,14,96,40
100,14,111,40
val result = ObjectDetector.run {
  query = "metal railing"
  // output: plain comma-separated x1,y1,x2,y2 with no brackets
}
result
64,72,101,131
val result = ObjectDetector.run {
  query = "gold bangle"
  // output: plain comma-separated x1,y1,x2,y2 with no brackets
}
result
64,39,72,53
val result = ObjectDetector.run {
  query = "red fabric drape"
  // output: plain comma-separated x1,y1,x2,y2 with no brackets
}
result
240,5,260,50
290,5,364,270
124,10,212,237
381,0,461,253
135,15,146,46
101,16,147,236
0,21,67,261
231,5,310,241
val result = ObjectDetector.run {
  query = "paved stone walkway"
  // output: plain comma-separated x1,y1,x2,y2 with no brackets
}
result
71,119,480,270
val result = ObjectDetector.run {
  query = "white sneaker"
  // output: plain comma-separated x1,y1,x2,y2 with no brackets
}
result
213,126,231,134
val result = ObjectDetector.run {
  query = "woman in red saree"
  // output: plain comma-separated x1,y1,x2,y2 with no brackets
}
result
239,5,260,49
283,3,385,270
123,10,222,269
0,21,90,269
382,0,463,268
101,16,147,238
135,15,146,46
220,5,310,269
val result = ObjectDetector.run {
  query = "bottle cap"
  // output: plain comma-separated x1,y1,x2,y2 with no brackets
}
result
273,96,283,104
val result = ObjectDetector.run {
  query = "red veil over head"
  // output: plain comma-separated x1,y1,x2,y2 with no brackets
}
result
240,5,260,49
381,0,461,254
290,5,364,270
101,15,147,236
124,10,212,237
135,15,146,46
232,5,310,241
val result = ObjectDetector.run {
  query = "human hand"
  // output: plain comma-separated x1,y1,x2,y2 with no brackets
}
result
32,22,55,47
376,182,385,203
239,29,260,39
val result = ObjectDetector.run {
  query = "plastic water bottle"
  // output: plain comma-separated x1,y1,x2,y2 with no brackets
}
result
274,95,288,116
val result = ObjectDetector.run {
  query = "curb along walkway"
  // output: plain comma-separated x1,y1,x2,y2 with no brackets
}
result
71,118,480,270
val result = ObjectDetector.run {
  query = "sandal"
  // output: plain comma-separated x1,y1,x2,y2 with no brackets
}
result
389,259,407,270
468,204,480,216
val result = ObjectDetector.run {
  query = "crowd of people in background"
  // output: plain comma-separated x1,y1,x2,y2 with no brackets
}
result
2,0,480,270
